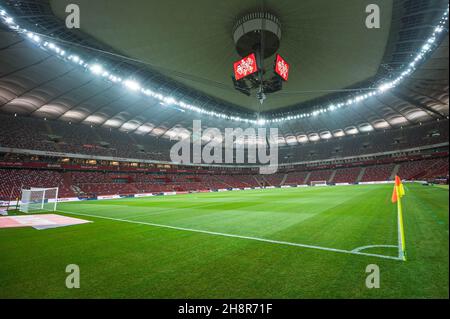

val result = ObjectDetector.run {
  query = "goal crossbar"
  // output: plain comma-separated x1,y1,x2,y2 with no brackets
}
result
19,187,59,213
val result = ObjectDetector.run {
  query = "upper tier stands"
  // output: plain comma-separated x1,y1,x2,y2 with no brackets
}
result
0,114,448,164
0,114,170,161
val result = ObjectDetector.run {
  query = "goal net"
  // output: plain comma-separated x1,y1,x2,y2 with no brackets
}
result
0,201,9,216
19,187,59,213
310,181,328,187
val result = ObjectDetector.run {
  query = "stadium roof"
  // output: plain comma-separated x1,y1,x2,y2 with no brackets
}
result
0,0,448,146
49,0,393,112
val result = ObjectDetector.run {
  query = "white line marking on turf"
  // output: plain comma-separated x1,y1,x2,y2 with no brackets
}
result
351,245,398,253
58,210,403,261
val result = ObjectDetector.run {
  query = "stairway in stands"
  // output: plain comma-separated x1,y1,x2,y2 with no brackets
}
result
44,120,63,152
415,159,448,179
304,172,312,185
280,173,288,186
253,175,263,187
262,175,272,186
390,164,401,180
328,170,337,183
212,175,232,189
62,172,77,197
356,167,366,183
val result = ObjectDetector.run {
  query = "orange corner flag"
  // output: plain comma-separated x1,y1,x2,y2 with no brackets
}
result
391,175,405,203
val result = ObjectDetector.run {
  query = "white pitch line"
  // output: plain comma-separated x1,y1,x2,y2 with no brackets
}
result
58,210,402,261
351,245,398,253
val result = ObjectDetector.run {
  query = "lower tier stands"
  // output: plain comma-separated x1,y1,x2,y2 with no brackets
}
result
360,164,395,182
0,169,75,200
397,158,449,180
1,157,447,200
308,170,334,183
284,172,309,185
332,167,362,184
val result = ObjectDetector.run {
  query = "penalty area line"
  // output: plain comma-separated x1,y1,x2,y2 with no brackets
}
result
58,209,402,261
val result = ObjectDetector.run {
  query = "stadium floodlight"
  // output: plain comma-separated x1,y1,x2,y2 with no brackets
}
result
90,64,104,75
70,55,80,63
378,83,393,93
0,3,447,125
257,118,266,126
124,79,141,91
32,34,41,43
163,96,176,105
27,32,40,43
19,187,59,213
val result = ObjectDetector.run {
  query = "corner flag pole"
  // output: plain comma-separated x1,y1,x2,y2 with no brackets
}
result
396,185,407,261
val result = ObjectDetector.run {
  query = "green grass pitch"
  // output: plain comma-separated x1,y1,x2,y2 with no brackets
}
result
0,183,448,298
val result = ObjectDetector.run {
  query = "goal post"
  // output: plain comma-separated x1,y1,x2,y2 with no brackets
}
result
310,180,328,187
0,201,9,215
19,187,59,213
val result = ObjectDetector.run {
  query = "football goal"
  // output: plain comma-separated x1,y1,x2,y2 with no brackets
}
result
310,181,328,187
19,187,59,213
